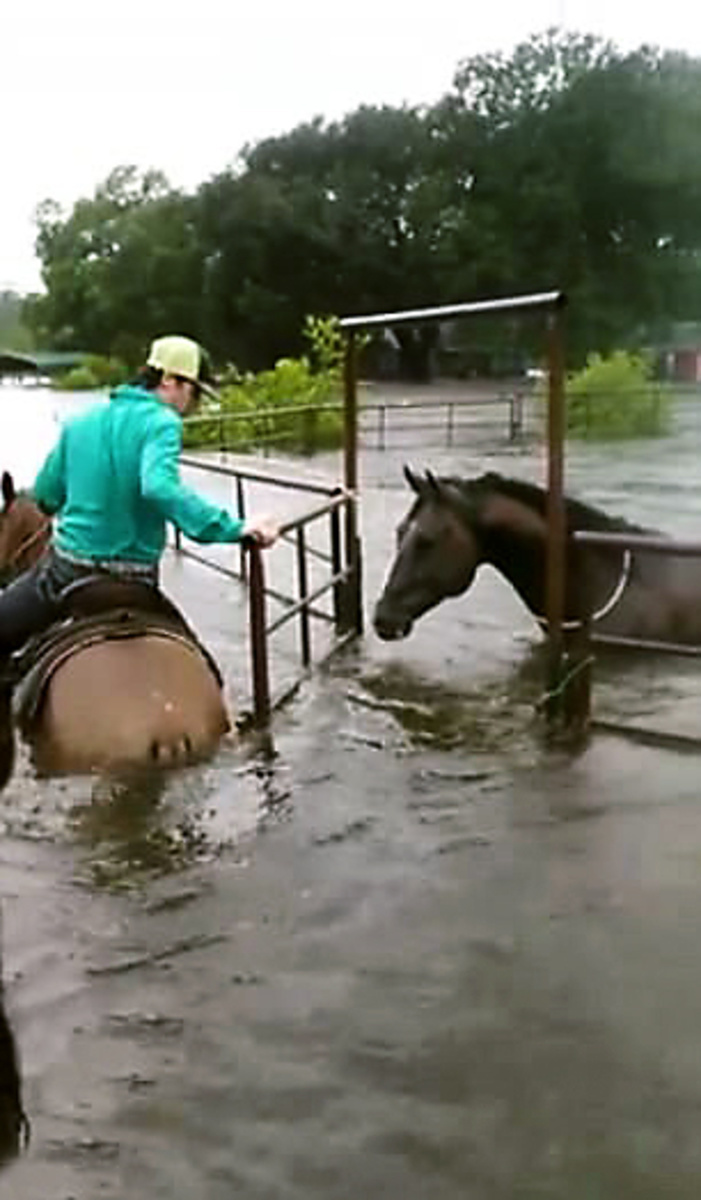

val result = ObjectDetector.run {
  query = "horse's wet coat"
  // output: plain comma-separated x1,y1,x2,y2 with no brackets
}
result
0,473,51,584
374,467,701,645
0,474,230,780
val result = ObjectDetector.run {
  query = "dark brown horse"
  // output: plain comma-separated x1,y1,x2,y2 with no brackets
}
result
0,474,230,781
374,467,701,645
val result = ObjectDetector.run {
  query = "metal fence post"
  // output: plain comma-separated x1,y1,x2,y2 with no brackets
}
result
296,526,311,667
247,543,271,728
545,300,568,733
236,474,247,582
330,500,343,633
378,404,386,450
343,333,363,636
563,619,592,739
509,391,524,441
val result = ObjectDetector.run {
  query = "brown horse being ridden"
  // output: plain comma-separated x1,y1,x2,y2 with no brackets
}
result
374,466,701,645
0,473,230,784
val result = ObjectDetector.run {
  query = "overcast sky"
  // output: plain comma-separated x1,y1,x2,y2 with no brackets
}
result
4,0,701,295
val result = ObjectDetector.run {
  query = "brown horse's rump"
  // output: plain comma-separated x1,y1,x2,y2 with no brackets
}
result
0,488,231,778
15,604,222,734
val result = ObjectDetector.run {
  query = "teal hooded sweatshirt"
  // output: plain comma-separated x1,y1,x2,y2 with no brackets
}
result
33,384,245,565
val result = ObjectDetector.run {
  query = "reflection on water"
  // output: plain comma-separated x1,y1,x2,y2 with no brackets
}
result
65,741,294,892
352,652,544,759
68,771,197,890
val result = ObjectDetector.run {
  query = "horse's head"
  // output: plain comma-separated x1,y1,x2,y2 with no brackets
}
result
0,473,51,585
373,465,483,640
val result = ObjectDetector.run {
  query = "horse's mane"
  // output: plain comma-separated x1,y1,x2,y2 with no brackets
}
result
448,472,650,534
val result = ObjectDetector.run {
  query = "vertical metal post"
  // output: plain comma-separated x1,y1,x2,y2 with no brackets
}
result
343,332,358,548
446,402,454,447
378,404,386,451
330,501,343,633
563,620,592,737
247,543,271,728
545,302,567,728
236,474,247,582
509,391,523,441
343,333,363,636
296,527,311,667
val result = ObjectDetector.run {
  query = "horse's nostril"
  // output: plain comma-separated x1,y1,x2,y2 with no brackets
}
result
374,614,407,641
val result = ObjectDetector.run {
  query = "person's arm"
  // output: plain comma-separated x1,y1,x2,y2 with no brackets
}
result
140,416,247,543
32,434,67,515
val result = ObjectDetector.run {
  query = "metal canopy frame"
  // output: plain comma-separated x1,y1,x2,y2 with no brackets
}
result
339,291,569,725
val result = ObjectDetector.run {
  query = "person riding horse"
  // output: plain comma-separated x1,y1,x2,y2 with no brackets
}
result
0,335,279,705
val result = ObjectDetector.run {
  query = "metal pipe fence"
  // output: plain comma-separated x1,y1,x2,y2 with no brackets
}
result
172,458,362,729
184,391,532,455
558,529,701,745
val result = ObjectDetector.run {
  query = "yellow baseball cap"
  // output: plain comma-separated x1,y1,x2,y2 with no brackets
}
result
146,335,219,401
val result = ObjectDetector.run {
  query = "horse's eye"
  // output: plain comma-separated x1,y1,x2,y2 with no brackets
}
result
413,533,432,554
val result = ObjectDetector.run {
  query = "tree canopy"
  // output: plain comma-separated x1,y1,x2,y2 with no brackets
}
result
24,30,701,375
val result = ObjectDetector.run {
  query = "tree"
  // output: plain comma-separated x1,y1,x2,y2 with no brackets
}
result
27,167,205,363
436,30,701,359
198,107,452,377
27,33,701,376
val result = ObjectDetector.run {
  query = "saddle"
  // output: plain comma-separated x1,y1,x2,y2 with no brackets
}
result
13,576,223,733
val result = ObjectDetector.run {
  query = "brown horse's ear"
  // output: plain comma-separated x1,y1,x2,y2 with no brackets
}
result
403,465,422,494
424,469,441,497
1,473,15,510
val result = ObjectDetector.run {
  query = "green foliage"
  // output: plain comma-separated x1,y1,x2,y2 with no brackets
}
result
53,353,128,391
0,290,34,352
28,167,205,361
53,365,101,391
563,351,671,438
27,33,701,375
183,316,344,454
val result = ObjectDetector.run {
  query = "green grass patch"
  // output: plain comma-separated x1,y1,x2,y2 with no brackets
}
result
561,350,671,439
184,316,346,455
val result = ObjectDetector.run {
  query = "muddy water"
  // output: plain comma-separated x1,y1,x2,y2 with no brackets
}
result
2,382,701,1197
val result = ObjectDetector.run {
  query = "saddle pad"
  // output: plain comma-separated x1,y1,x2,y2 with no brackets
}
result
14,608,223,734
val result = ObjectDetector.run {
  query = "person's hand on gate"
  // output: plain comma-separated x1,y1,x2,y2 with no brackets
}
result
242,515,280,548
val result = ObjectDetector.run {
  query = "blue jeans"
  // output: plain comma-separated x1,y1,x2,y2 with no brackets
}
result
0,549,158,658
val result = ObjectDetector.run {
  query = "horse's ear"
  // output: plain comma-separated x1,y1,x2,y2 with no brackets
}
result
1,473,15,509
403,465,422,494
425,469,441,496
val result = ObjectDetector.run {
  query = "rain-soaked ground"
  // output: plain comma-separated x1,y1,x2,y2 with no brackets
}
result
2,379,701,1198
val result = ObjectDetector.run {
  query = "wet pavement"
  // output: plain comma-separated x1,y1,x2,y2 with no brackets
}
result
1,380,701,1197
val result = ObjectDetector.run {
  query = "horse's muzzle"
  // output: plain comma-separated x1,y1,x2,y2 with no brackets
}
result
373,608,413,641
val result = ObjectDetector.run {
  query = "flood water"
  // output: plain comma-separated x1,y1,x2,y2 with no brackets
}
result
2,379,701,1198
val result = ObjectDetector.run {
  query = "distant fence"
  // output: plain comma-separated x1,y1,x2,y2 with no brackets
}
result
184,389,533,456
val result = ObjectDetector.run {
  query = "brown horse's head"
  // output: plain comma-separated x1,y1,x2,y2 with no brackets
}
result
373,466,482,641
0,473,51,584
